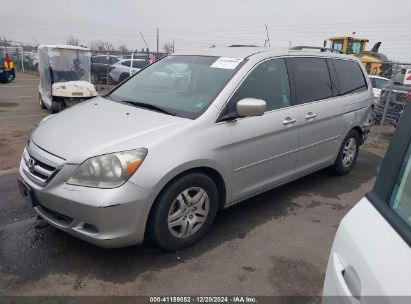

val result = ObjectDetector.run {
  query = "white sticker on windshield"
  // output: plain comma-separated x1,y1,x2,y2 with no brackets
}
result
210,57,244,69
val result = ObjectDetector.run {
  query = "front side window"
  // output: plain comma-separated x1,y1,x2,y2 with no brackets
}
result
121,61,131,67
333,59,367,95
291,57,332,104
390,144,411,229
109,55,243,119
227,58,291,113
331,40,344,52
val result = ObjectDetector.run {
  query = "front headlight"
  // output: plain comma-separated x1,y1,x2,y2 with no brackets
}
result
67,149,147,188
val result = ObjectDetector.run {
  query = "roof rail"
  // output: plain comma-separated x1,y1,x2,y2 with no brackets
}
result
289,46,343,54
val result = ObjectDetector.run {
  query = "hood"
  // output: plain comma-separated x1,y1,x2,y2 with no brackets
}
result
31,97,189,163
52,81,97,98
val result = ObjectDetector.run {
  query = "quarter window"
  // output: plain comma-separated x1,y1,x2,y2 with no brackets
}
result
291,57,332,104
390,144,411,229
333,59,367,95
228,58,291,113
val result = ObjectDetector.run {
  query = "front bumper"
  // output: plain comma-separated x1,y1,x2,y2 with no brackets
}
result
19,156,154,248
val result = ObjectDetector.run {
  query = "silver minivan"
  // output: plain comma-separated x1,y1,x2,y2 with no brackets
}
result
17,47,373,250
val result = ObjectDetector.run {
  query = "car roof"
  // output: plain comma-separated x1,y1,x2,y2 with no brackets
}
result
39,44,91,51
172,47,359,60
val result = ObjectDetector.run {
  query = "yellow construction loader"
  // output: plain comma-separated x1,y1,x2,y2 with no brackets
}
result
325,36,391,77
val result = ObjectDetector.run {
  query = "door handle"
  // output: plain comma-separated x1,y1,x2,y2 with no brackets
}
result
332,253,361,303
282,117,296,125
305,112,318,120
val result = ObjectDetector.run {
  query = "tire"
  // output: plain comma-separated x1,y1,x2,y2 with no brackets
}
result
333,129,360,175
50,100,66,114
119,73,129,83
39,94,46,109
149,173,219,251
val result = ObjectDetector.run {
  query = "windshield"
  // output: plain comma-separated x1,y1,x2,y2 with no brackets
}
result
346,40,363,55
49,49,91,82
108,55,243,119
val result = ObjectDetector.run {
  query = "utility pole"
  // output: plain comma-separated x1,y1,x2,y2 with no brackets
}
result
156,28,159,54
264,24,270,47
173,38,175,53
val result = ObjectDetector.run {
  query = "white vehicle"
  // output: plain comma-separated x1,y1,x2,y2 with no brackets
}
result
323,104,411,302
369,75,389,100
38,45,97,113
109,58,147,83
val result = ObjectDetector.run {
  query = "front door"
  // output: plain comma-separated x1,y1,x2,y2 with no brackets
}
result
222,58,300,201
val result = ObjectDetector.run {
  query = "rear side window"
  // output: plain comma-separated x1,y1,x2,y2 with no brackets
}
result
290,57,332,104
121,61,131,67
390,144,411,229
132,61,147,69
333,59,367,95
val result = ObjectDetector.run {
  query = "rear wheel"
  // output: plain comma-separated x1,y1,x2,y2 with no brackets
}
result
150,173,219,251
333,130,360,175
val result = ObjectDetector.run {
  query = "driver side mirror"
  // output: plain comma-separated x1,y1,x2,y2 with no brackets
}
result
236,98,266,117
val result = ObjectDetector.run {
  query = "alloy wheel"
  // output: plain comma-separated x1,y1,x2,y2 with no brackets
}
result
167,187,209,238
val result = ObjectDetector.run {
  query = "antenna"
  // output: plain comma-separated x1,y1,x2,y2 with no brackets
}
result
264,24,270,47
140,32,149,50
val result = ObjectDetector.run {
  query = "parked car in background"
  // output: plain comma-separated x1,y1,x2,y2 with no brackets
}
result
369,75,388,101
91,55,120,83
17,47,372,251
109,58,147,83
323,104,411,302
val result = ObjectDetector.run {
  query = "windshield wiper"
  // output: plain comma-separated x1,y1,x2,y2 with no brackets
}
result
119,100,177,116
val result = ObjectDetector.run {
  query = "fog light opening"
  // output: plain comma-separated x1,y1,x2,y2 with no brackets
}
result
82,223,99,233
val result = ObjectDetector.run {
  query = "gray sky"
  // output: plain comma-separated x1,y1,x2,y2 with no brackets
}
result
2,0,411,61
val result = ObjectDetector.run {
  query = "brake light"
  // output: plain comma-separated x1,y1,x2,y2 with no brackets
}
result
406,90,411,102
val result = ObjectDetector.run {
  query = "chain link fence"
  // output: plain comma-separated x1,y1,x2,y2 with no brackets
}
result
369,60,411,142
89,50,167,92
0,46,39,72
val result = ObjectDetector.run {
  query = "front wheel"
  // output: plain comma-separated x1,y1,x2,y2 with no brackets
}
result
50,100,66,114
149,173,219,251
333,130,360,175
39,94,46,109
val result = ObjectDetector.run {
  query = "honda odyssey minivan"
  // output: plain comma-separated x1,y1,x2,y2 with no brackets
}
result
17,47,373,250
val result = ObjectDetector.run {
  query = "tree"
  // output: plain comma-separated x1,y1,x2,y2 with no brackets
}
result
117,43,129,52
89,40,116,51
66,35,79,46
163,42,173,53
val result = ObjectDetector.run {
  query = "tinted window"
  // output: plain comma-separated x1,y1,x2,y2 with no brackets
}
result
333,59,367,95
121,61,131,67
390,143,411,229
110,57,119,64
291,57,332,104
132,60,147,69
229,58,291,112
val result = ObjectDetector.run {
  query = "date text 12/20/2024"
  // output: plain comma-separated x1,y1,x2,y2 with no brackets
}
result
149,296,257,303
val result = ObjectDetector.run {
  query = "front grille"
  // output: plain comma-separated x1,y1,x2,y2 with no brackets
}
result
23,149,57,185
21,141,65,186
